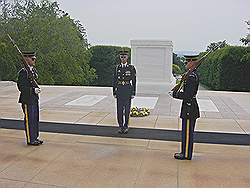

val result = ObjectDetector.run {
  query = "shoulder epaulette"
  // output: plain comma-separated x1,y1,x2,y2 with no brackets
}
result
18,68,27,74
189,72,198,81
129,64,135,69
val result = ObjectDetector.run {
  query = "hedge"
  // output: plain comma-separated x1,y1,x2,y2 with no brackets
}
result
198,46,250,91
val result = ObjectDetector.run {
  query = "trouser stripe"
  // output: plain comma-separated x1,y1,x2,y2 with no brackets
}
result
24,104,31,143
185,119,190,158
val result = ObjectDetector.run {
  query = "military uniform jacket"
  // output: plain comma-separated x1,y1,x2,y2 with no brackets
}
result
17,67,39,104
173,70,200,119
113,64,136,99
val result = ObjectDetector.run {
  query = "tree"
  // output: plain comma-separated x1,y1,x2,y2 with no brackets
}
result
240,37,250,46
0,0,96,85
206,41,227,52
172,64,182,75
89,46,131,86
172,53,185,74
240,20,250,46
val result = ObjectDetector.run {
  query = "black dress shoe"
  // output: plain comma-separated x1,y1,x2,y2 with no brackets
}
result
174,153,186,160
27,141,40,146
36,139,44,145
118,128,124,134
123,128,129,134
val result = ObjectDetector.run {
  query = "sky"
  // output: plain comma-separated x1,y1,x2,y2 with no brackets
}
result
55,0,250,52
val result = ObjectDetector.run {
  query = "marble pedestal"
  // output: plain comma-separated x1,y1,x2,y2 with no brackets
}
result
131,40,176,94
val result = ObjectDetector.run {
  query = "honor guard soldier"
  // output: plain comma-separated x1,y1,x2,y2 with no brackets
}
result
17,51,43,146
171,55,200,160
113,50,136,134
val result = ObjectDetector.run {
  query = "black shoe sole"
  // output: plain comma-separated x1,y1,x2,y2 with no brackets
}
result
37,141,44,145
27,143,40,146
174,157,186,160
118,130,123,134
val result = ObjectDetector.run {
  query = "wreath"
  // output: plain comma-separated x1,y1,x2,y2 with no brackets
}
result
130,107,150,117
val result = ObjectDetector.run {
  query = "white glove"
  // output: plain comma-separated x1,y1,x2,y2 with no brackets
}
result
34,88,41,94
168,91,173,97
131,95,135,99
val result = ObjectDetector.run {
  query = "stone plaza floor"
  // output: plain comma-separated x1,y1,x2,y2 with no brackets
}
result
0,81,250,188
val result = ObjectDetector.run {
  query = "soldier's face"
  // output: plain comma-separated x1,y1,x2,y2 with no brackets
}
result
120,54,128,63
25,56,36,66
185,60,193,70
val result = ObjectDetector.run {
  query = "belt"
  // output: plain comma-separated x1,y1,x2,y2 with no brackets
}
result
118,81,130,85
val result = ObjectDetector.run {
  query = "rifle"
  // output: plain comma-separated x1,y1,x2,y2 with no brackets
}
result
7,34,40,88
171,40,226,93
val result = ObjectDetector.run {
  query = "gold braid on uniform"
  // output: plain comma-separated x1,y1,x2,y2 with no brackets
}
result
130,107,150,117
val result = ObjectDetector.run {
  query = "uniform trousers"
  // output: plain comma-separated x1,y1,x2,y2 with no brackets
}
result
117,97,131,128
21,103,39,143
181,118,197,159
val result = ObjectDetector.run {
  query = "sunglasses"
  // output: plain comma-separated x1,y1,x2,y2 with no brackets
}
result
31,58,36,61
120,55,128,59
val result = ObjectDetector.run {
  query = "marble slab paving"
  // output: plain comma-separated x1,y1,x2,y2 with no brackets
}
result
197,99,219,112
132,96,158,109
65,95,107,106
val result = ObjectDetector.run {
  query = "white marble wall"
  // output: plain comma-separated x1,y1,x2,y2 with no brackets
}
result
131,40,175,94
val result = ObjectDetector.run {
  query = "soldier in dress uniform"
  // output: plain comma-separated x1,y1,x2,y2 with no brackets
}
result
113,50,136,134
17,51,43,146
170,55,200,160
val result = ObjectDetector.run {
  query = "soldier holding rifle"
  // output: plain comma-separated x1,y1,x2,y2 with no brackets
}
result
170,55,200,160
169,41,225,160
7,34,43,146
17,51,43,146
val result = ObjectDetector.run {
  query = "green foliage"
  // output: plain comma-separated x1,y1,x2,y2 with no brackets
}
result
206,41,228,52
172,64,182,75
198,46,250,91
240,37,250,46
0,0,96,85
173,53,185,74
89,45,131,86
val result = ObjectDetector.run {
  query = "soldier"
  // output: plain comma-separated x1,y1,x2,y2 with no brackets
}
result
170,55,200,160
113,50,136,134
17,51,43,146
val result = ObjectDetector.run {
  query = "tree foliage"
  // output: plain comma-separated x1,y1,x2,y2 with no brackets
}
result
206,41,228,52
172,64,182,75
172,53,185,75
89,46,131,86
198,46,250,91
240,37,250,46
0,0,96,85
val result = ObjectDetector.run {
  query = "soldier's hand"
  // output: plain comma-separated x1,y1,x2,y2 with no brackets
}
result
28,74,33,80
34,88,41,94
113,94,117,98
168,91,173,97
131,95,135,99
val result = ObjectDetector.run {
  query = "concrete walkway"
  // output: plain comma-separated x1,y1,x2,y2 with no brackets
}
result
0,129,250,188
1,81,250,188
